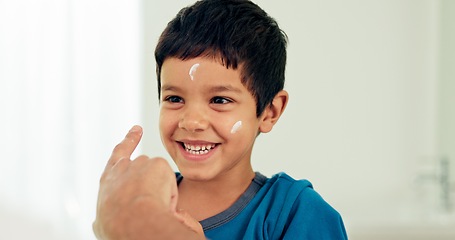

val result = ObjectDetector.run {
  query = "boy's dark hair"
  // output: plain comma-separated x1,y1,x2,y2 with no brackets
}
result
155,0,287,117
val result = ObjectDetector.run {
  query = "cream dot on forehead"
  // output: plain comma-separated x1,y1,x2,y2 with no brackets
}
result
188,63,200,81
230,121,242,134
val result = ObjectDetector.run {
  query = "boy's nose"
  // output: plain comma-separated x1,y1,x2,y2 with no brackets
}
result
178,109,209,132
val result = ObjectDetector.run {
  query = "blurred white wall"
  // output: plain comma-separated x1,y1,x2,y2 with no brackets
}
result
0,0,453,239
439,0,455,209
0,0,142,239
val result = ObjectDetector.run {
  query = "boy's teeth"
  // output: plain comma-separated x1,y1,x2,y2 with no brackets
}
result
183,143,216,154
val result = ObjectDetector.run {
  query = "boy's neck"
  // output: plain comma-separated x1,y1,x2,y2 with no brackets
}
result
177,168,255,221
180,169,255,193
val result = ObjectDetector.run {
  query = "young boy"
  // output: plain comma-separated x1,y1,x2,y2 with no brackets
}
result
154,0,347,239
94,0,347,239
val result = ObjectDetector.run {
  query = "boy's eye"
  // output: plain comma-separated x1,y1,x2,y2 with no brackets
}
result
211,97,232,104
164,96,183,103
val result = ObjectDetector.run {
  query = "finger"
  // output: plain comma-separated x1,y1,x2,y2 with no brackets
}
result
106,125,143,170
169,181,179,213
174,209,204,235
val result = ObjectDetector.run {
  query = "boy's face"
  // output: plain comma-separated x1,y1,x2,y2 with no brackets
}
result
159,57,266,181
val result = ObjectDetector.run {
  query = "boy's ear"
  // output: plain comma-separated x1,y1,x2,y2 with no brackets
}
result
259,90,289,133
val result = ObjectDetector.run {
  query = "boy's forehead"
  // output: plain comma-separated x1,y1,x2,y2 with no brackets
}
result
160,58,254,95
163,56,220,67
161,57,242,81
162,56,244,73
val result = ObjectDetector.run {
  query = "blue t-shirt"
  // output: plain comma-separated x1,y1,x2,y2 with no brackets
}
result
176,172,348,239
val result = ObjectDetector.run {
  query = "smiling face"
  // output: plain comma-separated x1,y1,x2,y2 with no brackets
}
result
159,57,267,182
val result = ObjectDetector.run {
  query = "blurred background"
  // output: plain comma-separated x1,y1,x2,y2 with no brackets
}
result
1,0,454,239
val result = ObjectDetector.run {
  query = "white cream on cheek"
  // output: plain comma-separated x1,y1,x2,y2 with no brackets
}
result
230,121,242,134
188,63,200,81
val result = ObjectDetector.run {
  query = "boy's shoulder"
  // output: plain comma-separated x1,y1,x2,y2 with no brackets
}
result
258,172,341,221
255,172,347,239
261,172,315,200
266,172,313,188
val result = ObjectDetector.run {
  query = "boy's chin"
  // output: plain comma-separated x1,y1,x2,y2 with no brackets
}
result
178,168,216,182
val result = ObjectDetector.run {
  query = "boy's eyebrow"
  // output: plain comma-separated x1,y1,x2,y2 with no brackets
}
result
161,84,182,92
208,85,242,94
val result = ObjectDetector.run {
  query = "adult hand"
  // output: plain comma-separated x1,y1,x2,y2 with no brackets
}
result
93,125,204,239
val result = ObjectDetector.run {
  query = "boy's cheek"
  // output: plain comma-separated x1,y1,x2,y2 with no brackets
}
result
159,110,177,125
221,118,246,136
229,120,243,134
